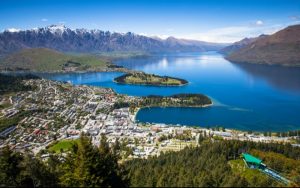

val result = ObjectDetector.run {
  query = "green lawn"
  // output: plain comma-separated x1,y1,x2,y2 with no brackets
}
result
48,139,79,153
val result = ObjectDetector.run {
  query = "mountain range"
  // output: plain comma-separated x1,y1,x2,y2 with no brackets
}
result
0,24,226,57
222,24,300,66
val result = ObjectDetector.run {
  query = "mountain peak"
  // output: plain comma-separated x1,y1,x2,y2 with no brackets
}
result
47,24,67,30
0,25,227,55
46,24,68,34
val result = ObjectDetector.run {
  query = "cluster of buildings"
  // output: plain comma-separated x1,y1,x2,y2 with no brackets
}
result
0,78,298,158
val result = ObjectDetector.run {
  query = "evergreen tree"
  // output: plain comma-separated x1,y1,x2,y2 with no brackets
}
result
59,134,128,187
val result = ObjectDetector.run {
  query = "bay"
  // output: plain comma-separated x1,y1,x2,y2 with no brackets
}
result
41,52,300,131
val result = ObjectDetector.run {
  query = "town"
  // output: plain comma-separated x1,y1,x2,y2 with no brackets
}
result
0,78,299,159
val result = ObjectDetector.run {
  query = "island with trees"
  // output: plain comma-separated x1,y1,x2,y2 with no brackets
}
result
114,72,188,86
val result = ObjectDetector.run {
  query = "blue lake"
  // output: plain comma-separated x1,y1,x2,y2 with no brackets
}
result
40,52,300,132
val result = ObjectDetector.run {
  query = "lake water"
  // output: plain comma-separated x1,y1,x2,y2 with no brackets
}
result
41,52,300,132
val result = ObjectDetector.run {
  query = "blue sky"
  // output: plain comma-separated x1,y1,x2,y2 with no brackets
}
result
0,0,299,42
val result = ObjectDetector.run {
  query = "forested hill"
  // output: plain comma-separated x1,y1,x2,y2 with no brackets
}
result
125,140,300,187
1,134,300,187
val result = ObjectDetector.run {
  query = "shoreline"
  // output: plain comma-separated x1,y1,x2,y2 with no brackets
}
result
113,79,189,87
132,101,214,124
0,67,132,74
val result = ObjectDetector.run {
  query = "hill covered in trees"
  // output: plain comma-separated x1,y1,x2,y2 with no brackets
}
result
0,73,38,94
0,135,128,187
1,134,300,187
125,140,300,187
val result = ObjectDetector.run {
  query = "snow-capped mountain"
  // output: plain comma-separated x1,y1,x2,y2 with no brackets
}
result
0,25,227,56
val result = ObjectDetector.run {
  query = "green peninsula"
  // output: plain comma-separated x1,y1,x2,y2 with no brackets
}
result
114,72,188,86
117,93,213,114
139,94,212,107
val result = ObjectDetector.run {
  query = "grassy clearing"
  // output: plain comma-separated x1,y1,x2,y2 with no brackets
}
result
228,159,275,186
48,139,79,153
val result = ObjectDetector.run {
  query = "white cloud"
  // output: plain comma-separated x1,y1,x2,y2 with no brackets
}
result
59,21,66,24
178,24,286,43
256,20,264,26
289,15,300,21
41,18,48,22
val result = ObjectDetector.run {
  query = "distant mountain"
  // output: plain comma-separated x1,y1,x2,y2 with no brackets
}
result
0,25,227,57
219,35,267,55
225,25,300,66
0,48,108,72
164,37,225,51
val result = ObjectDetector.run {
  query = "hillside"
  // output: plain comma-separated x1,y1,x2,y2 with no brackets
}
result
0,48,109,72
125,140,300,187
225,25,300,66
0,25,227,56
2,134,300,187
219,35,267,55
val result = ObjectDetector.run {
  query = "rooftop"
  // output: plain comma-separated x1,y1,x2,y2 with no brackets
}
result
242,153,262,165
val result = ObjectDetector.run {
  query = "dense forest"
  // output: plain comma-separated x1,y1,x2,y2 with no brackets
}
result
142,93,212,107
113,93,212,114
1,135,300,187
0,135,128,187
125,140,300,187
0,73,38,95
130,94,212,112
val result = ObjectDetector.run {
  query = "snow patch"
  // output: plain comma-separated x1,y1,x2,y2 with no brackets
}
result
5,28,21,32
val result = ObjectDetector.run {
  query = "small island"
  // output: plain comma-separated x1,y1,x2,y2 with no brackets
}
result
114,72,188,86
